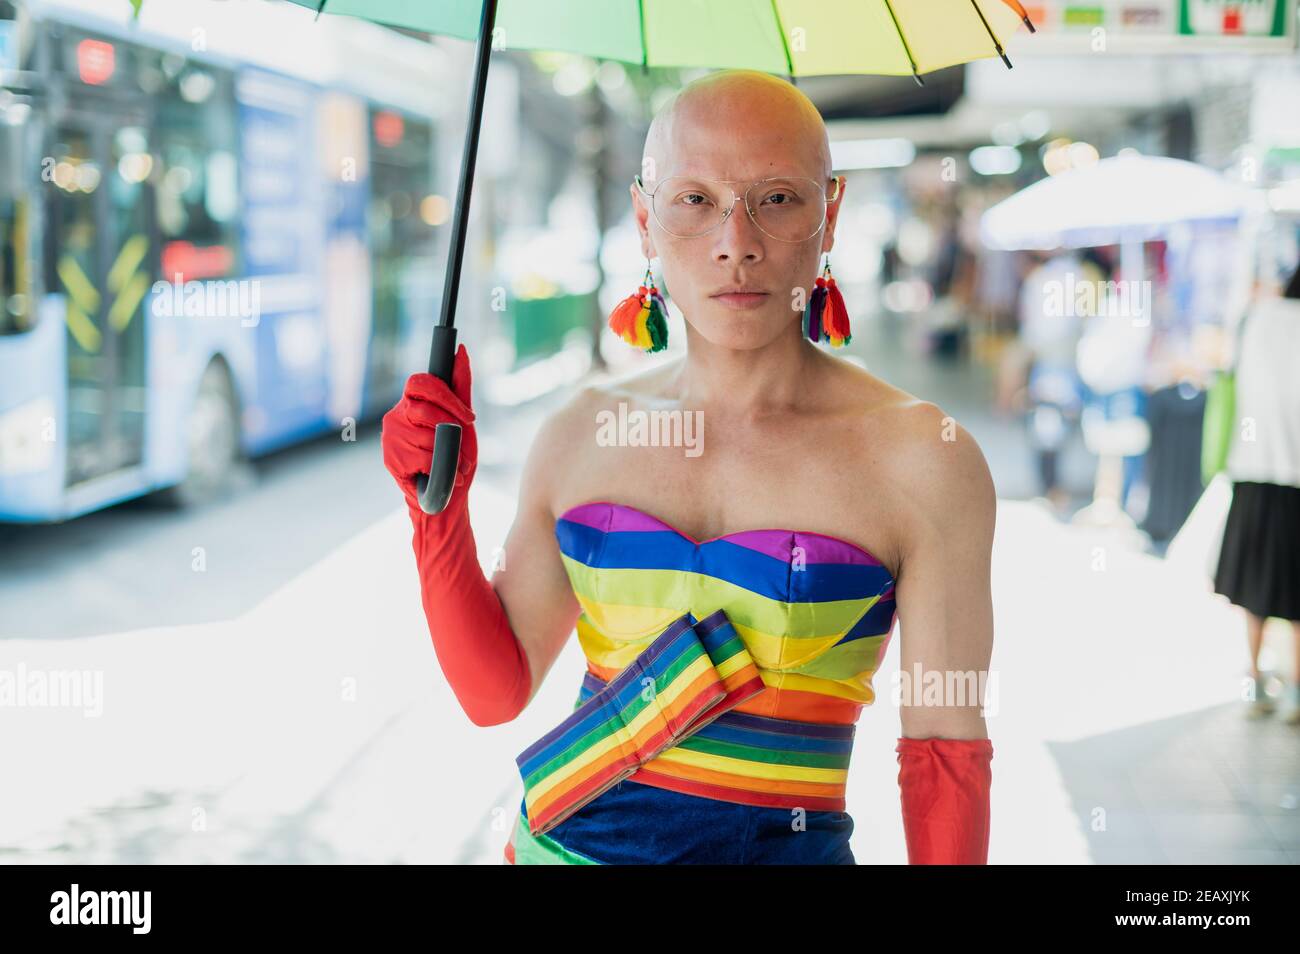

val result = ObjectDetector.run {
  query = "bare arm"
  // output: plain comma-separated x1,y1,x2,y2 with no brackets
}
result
489,393,587,707
890,406,996,739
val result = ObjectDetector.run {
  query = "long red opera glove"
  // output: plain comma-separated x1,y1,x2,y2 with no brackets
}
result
381,344,532,727
896,737,993,864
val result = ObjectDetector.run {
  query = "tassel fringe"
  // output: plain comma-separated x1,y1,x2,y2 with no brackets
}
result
608,272,669,353
804,262,851,348
804,277,826,343
822,274,852,347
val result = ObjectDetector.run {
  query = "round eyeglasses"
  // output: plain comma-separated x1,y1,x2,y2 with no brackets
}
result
634,173,841,243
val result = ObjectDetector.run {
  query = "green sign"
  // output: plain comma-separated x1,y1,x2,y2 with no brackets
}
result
1179,0,1288,36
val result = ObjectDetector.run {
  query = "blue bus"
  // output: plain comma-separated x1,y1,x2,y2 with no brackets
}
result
0,0,445,520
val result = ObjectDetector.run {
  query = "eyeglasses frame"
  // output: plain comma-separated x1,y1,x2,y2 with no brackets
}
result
633,172,843,243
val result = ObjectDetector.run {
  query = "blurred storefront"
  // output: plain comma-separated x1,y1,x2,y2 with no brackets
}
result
817,0,1298,544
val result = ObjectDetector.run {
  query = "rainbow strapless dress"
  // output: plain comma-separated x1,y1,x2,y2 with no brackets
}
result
505,500,897,865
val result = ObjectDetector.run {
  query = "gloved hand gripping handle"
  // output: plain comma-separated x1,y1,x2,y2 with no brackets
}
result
414,324,462,515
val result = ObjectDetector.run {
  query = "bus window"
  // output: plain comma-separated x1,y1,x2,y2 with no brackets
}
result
152,55,239,282
367,109,436,409
0,110,32,335
1,0,29,334
0,194,30,336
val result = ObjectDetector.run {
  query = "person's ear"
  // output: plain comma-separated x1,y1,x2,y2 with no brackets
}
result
631,181,658,260
821,175,845,255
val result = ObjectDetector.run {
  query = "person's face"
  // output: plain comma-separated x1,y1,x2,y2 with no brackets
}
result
631,102,844,351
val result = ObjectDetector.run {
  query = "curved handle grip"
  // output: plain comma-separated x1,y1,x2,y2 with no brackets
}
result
414,324,461,515
415,423,462,515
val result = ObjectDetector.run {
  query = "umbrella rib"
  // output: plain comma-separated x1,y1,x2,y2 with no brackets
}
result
639,0,649,75
767,0,797,83
314,0,327,21
969,0,1013,69
880,0,924,86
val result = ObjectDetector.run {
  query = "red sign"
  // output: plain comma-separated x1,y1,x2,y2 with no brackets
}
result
76,39,115,86
161,241,234,283
373,110,404,148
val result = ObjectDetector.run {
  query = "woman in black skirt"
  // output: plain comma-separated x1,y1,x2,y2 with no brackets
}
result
1214,261,1300,724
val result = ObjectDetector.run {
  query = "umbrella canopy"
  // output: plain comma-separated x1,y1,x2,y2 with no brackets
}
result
980,154,1252,251
293,0,1034,80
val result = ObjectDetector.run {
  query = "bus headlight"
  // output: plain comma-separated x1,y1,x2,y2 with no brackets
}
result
0,398,57,475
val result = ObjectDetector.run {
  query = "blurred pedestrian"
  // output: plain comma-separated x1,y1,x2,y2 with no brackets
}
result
1213,260,1300,723
1074,247,1151,515
1017,249,1095,507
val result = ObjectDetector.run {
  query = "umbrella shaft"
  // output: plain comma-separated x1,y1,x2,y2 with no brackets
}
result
431,0,499,377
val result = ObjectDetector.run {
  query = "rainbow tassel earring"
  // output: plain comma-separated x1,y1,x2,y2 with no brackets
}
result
607,264,669,353
803,258,852,348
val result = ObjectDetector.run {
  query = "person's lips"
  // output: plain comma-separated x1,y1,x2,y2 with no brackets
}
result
710,288,770,310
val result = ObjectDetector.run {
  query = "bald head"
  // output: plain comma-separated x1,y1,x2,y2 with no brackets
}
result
641,70,832,187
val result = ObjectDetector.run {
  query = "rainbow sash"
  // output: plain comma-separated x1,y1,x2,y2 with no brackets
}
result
515,609,765,837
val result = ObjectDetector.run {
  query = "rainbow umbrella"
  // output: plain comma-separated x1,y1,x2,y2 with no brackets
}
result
286,0,1037,512
298,1,1036,79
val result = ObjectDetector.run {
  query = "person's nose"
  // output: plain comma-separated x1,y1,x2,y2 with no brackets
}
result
711,194,765,265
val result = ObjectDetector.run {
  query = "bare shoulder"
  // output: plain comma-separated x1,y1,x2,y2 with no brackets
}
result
881,398,993,510
518,358,684,518
538,357,681,441
831,357,996,555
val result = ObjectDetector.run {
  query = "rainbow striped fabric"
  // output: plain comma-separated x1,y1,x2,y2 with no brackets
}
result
516,609,764,837
557,501,897,722
576,664,858,811
507,500,898,864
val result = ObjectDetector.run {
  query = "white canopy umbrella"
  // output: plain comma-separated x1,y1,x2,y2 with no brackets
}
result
980,154,1250,252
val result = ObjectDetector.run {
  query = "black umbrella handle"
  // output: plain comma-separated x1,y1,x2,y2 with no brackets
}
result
414,324,461,514
413,0,498,515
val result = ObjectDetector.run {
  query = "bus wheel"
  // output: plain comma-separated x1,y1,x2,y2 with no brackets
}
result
159,361,245,508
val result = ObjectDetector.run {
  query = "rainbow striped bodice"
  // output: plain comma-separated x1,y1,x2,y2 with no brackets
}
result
505,501,898,864
556,500,898,726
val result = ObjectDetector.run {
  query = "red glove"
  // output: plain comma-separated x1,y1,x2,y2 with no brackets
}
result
896,736,993,864
381,344,532,727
